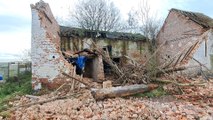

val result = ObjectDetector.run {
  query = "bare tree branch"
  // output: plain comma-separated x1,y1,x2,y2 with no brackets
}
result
125,0,162,46
71,0,121,32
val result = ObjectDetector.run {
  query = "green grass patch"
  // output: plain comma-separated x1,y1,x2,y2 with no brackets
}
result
134,86,167,98
0,71,32,112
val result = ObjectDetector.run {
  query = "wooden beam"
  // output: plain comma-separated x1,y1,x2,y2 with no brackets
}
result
91,84,158,100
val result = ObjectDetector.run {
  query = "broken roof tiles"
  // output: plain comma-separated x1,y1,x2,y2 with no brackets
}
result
171,8,213,29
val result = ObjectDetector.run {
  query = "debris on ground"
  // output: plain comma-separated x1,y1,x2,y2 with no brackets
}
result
6,81,213,120
2,46,213,119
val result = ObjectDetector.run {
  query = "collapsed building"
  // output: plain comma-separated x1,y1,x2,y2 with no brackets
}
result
60,27,147,62
157,8,213,75
31,0,213,91
31,1,148,90
60,26,147,74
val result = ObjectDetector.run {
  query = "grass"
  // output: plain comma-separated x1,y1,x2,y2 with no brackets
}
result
0,71,32,115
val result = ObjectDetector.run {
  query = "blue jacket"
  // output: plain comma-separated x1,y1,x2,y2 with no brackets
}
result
76,56,87,69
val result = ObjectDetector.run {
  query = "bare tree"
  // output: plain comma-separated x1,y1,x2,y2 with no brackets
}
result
138,0,161,46
126,0,162,46
71,0,121,32
126,9,139,33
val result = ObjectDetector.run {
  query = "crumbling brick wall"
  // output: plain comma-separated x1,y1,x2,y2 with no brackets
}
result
31,1,75,90
157,10,205,66
157,10,213,75
31,1,105,90
186,29,213,73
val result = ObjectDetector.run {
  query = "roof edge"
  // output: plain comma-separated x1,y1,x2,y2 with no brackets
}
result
170,8,213,29
59,26,147,41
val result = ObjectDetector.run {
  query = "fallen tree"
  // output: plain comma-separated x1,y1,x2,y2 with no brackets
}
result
91,84,158,100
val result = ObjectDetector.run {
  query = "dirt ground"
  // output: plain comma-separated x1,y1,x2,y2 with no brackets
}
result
2,78,213,120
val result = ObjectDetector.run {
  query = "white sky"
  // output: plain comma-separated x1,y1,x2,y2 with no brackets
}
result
0,0,212,62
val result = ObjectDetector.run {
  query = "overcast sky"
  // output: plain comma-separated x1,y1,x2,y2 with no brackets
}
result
0,0,212,62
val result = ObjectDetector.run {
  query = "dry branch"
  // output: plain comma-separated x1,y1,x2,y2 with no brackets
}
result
84,39,124,77
95,48,123,77
62,72,93,88
191,57,211,80
25,95,40,100
5,93,80,113
160,41,200,69
192,57,212,72
156,66,186,76
154,79,206,86
142,41,166,67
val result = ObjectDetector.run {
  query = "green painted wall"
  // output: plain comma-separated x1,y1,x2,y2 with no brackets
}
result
61,37,148,63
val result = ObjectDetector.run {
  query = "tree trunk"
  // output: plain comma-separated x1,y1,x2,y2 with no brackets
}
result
91,84,158,100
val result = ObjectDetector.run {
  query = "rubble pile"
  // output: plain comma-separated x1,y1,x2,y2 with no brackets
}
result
6,81,213,120
174,78,213,106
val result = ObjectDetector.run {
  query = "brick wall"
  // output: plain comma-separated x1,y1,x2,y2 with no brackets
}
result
31,1,106,90
157,10,206,68
31,1,75,90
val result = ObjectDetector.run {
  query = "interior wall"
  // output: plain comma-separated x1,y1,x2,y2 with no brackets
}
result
61,37,148,64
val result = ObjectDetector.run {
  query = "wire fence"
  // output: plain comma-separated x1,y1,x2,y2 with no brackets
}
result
0,62,31,80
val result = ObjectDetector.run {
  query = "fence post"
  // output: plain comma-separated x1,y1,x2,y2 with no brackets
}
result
24,63,28,72
17,62,20,78
7,62,10,80
30,62,32,72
